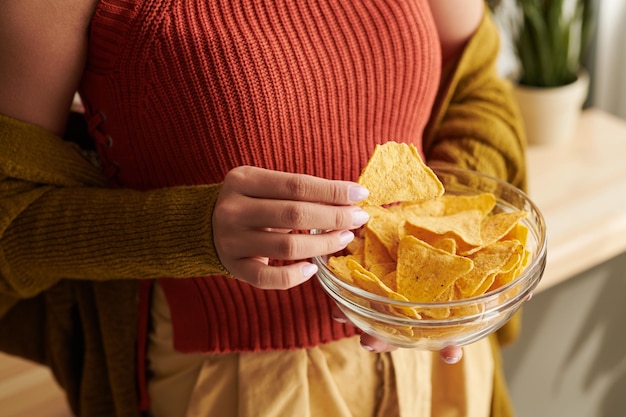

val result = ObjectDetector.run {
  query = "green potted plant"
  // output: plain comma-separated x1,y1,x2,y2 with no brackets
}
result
492,0,596,145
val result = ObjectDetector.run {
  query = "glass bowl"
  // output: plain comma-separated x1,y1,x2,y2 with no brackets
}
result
312,167,547,350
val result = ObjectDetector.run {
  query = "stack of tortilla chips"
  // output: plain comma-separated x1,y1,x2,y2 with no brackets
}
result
328,142,530,321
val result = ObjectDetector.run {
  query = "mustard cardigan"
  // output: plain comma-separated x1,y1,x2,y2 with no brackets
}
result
0,11,525,417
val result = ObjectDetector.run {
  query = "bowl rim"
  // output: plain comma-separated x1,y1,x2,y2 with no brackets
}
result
313,250,545,317
311,166,548,311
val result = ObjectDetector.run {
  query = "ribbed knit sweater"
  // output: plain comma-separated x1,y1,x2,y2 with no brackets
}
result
1,7,527,416
79,0,441,353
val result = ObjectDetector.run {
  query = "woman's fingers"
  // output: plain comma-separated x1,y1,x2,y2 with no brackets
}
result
359,333,398,353
219,229,354,261
331,305,398,352
217,167,369,232
223,165,369,204
213,167,371,289
439,345,463,364
216,230,353,290
228,260,319,290
232,197,370,231
333,304,465,360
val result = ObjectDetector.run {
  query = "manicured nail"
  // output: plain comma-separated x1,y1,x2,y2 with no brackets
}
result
339,230,355,247
360,341,375,351
352,208,370,227
349,185,369,203
442,355,461,365
332,313,348,324
302,263,318,279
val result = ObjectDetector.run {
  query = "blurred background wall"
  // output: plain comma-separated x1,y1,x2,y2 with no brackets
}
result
493,2,626,416
502,254,626,417
590,0,626,119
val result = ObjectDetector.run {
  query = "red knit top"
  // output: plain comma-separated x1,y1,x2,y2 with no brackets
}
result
79,0,441,354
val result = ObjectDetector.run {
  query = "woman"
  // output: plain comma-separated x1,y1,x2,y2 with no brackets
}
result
0,0,526,416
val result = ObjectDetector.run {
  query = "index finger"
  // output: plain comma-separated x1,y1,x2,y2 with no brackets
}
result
226,166,369,205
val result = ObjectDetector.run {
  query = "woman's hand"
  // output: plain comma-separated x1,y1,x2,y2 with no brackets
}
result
213,166,370,290
331,305,464,363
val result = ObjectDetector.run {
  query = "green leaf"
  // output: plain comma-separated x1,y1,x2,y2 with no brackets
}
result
510,0,593,87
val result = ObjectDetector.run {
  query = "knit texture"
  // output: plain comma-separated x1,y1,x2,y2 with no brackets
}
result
0,7,524,417
80,0,441,353
0,114,227,303
423,7,527,191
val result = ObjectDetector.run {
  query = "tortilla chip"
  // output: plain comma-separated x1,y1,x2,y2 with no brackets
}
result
401,193,496,218
357,142,444,206
381,270,398,292
419,286,454,319
347,259,420,319
365,212,404,260
346,235,365,261
480,211,529,247
326,144,534,328
501,222,529,246
432,237,457,254
363,228,395,267
396,236,474,302
370,262,397,282
347,259,401,297
405,210,484,248
455,240,523,297
327,255,362,284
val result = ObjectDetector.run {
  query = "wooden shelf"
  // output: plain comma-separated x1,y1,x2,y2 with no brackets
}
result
526,109,626,292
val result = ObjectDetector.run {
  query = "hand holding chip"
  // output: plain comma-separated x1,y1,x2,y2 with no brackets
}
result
212,165,370,289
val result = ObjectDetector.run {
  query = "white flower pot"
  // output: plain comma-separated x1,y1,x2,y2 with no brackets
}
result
513,70,590,146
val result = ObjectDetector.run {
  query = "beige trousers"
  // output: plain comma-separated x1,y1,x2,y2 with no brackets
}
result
147,283,493,417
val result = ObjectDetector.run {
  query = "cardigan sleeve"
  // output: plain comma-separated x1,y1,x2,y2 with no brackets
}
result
423,10,527,192
0,113,229,310
423,10,526,349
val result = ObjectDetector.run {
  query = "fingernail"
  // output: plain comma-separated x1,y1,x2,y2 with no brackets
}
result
302,263,318,279
352,208,370,227
339,230,355,247
360,341,375,351
349,185,369,203
332,313,348,324
442,355,461,365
